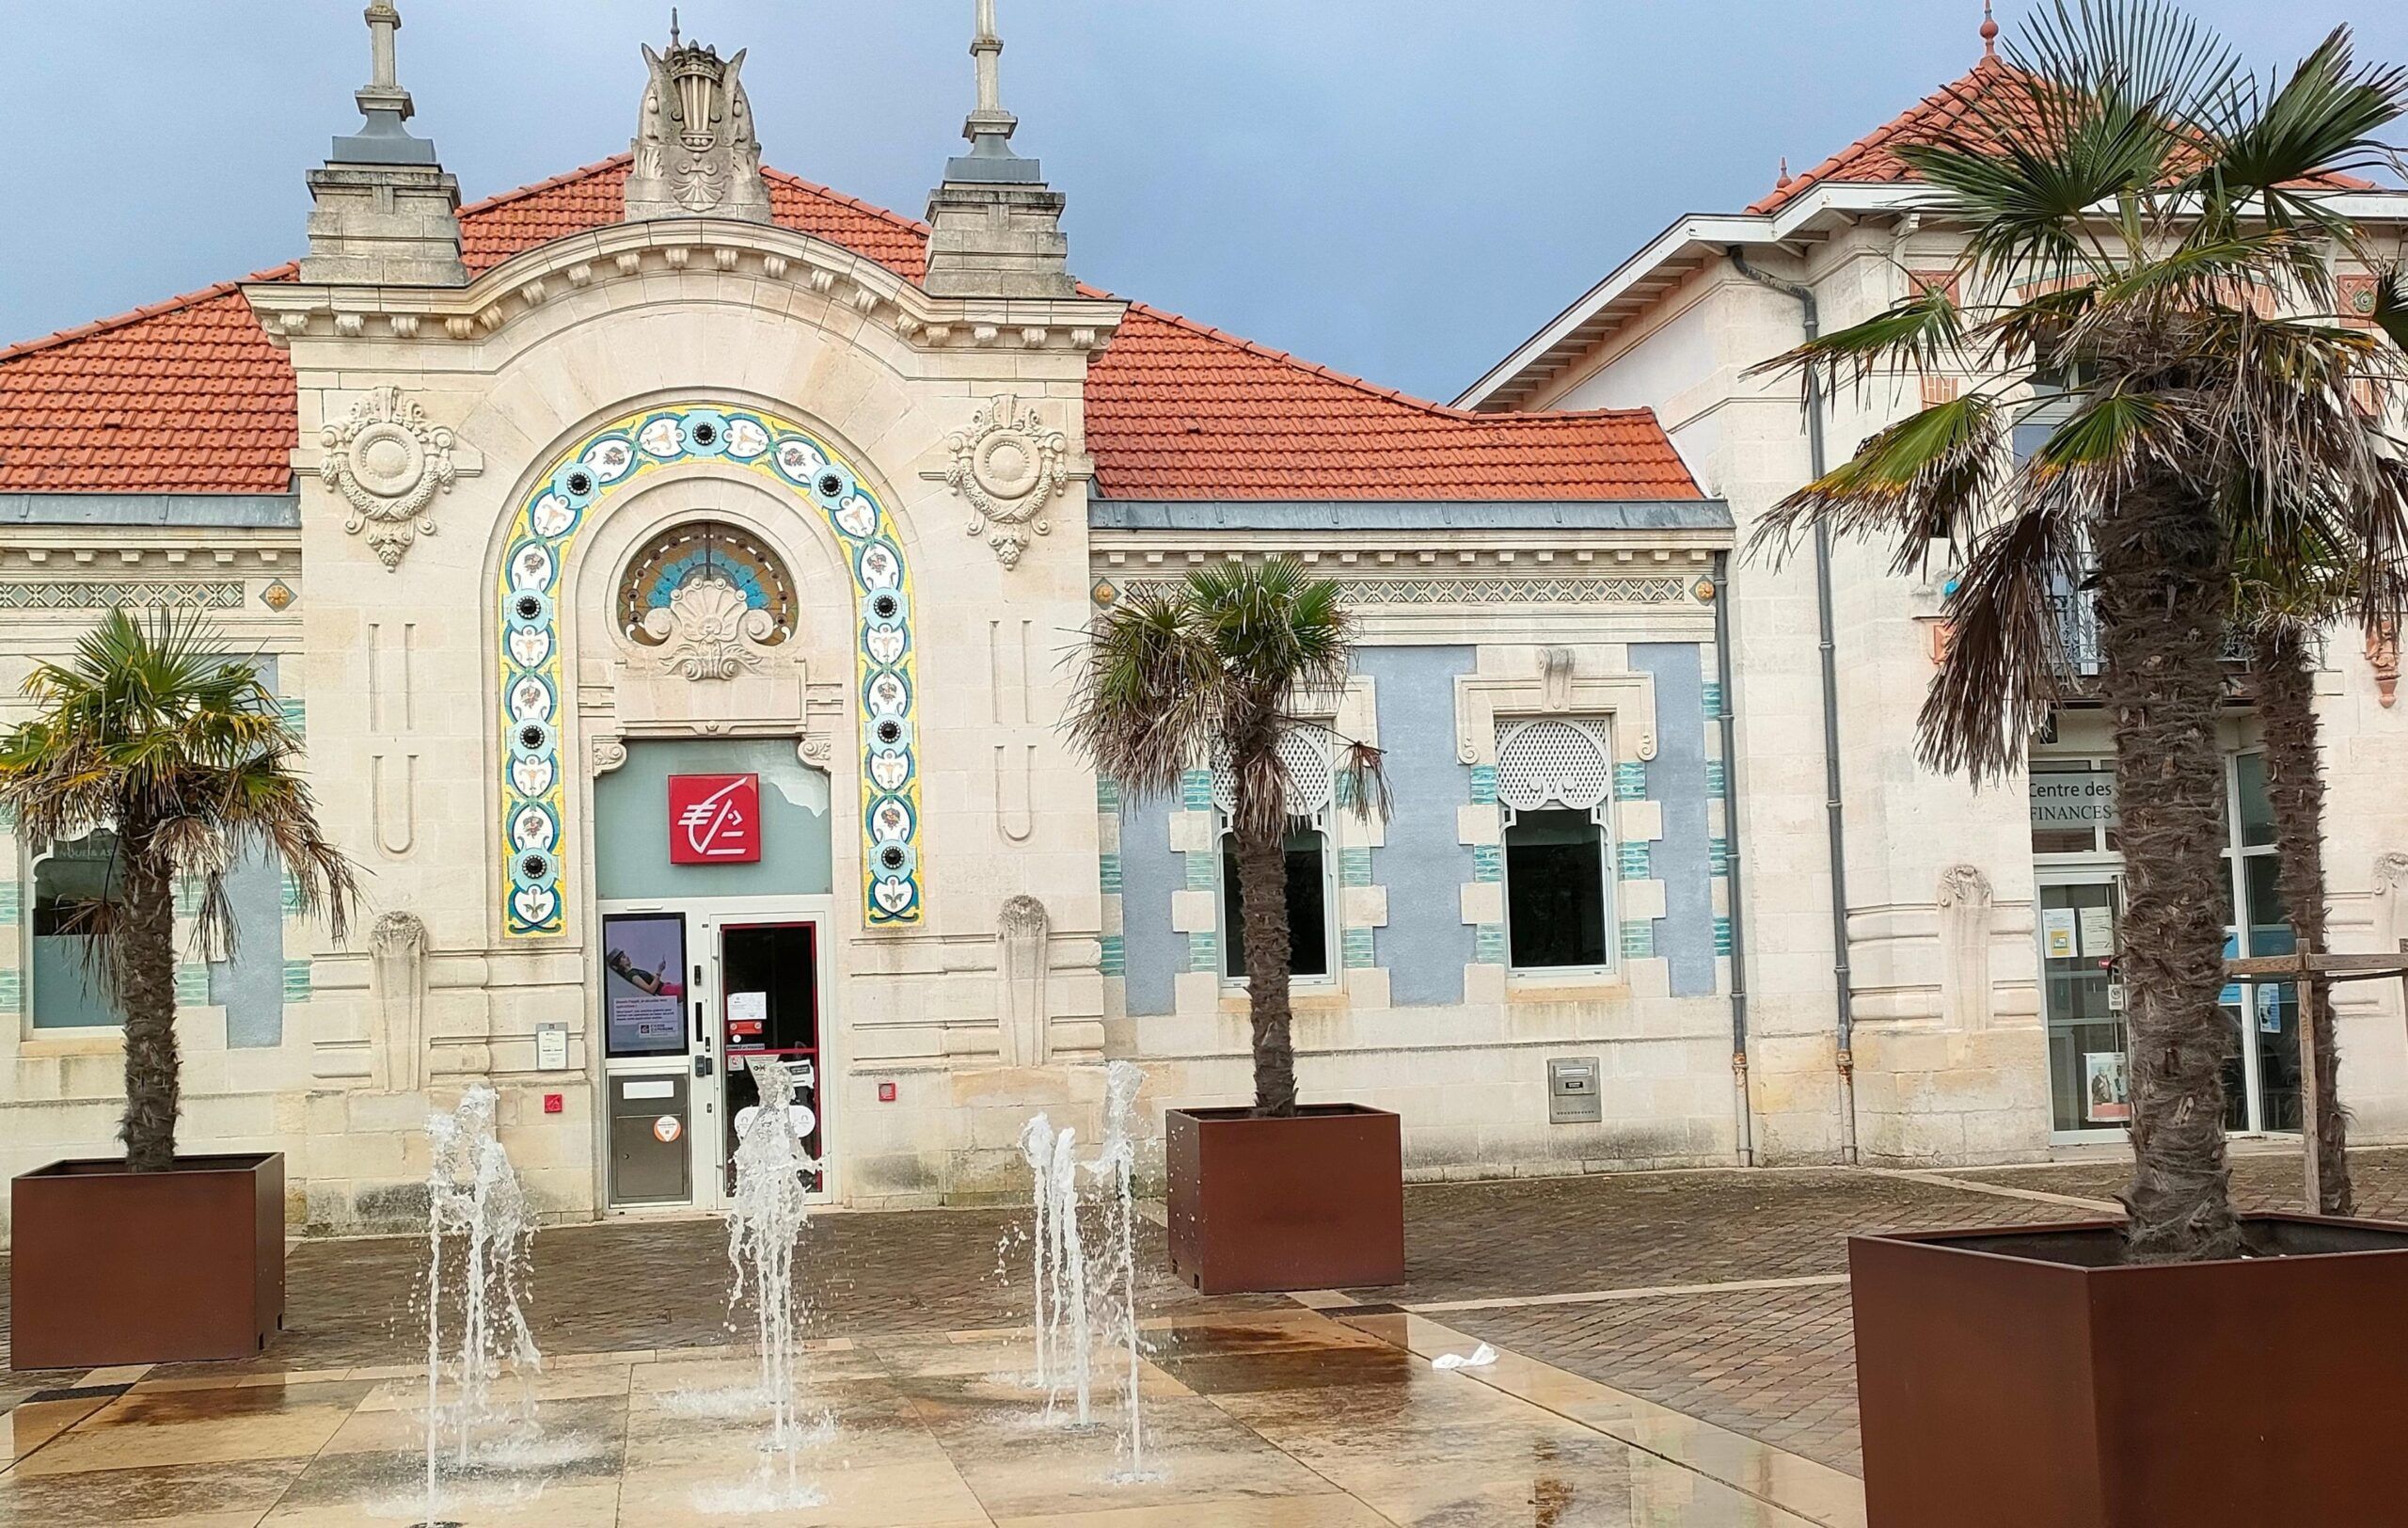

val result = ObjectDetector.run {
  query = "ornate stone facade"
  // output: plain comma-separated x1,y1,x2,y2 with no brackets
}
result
625,26,770,223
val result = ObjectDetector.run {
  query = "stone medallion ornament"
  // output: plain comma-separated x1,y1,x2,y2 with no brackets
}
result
946,393,1069,569
625,20,770,223
321,387,456,570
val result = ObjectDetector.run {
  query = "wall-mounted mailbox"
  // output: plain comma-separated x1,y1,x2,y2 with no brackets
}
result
1547,1057,1602,1124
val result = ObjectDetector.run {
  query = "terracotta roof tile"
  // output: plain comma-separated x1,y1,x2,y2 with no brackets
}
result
1,158,1694,501
1751,56,2373,216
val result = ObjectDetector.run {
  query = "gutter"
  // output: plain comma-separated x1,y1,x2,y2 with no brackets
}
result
1709,551,1755,1166
1726,247,1860,1167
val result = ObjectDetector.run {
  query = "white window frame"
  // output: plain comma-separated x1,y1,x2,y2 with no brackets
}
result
24,828,128,1036
1212,729,1340,990
1495,717,1619,978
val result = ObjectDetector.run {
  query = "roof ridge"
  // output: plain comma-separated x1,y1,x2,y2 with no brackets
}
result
458,152,634,217
760,166,933,239
1115,298,1660,427
0,277,259,366
1748,57,2004,215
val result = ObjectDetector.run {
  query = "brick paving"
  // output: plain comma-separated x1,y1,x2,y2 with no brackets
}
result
1955,1143,2408,1218
1348,1167,2078,1303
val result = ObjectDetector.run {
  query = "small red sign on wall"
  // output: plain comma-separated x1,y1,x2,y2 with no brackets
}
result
668,773,761,865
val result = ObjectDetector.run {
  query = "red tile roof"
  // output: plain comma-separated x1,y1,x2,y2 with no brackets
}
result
1,156,1697,501
1750,56,2373,216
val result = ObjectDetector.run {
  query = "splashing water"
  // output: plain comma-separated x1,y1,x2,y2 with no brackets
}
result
718,1055,824,1511
1021,1062,1154,1479
421,1083,542,1525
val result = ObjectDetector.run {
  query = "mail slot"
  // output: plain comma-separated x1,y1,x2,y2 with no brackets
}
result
1548,1057,1602,1124
609,1072,691,1204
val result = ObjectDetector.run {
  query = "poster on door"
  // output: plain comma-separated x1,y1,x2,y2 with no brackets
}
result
2043,908,2078,960
2084,1051,2131,1123
603,913,687,1058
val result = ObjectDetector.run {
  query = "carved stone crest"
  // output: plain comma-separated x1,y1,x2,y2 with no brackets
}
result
946,393,1069,568
625,24,770,223
370,911,429,1094
997,894,1051,1068
321,387,455,570
641,574,778,680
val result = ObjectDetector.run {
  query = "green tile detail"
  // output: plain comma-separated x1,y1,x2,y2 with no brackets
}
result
1617,841,1653,880
1341,928,1378,968
0,881,17,927
282,959,313,1002
1474,923,1507,964
1339,848,1373,887
1099,933,1126,977
1704,759,1728,794
1709,837,1731,876
278,697,306,738
0,969,19,1012
1335,772,1358,809
282,874,306,914
175,962,210,1006
1620,920,1656,959
1184,761,1223,809
174,878,205,918
1098,853,1123,896
1714,916,1735,957
1469,766,1497,806
1184,852,1217,892
1615,761,1650,800
1471,844,1502,883
1096,776,1122,812
1187,931,1218,974
1702,680,1725,719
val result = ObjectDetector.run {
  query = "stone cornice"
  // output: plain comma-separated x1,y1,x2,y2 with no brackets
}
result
243,218,1127,356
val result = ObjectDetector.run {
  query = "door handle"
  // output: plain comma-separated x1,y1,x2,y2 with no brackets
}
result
694,1055,714,1079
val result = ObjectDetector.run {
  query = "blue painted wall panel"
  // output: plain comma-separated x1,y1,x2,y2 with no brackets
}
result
1116,787,1180,1017
1358,645,1478,1007
1631,643,1716,995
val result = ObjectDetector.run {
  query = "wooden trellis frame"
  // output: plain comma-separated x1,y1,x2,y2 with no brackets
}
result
2225,945,2408,1212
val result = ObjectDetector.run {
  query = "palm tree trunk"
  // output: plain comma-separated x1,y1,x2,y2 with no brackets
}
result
1233,780,1299,1119
118,822,182,1172
2094,475,2243,1263
2253,625,2351,1215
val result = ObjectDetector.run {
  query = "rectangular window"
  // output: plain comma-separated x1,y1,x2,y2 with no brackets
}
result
30,830,122,1029
1220,828,1330,980
1505,807,1611,970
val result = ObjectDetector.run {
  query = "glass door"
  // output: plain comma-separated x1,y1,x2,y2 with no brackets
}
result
2041,875,2129,1138
600,907,715,1208
714,919,826,1199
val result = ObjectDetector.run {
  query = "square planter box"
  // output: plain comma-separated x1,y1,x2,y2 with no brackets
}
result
1165,1105,1403,1293
1852,1215,2408,1528
10,1152,284,1370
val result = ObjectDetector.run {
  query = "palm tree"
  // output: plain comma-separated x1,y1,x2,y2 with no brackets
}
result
1069,559,1386,1116
0,611,356,1171
1752,2,2408,1261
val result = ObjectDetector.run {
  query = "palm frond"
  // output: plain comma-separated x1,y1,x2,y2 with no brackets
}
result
1751,393,2004,572
1919,502,2085,778
1745,280,1972,390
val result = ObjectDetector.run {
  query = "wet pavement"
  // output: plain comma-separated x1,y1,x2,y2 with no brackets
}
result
4,1149,2401,1523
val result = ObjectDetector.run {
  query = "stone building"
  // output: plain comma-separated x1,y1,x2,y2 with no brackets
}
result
1459,24,2408,1165
0,9,1740,1230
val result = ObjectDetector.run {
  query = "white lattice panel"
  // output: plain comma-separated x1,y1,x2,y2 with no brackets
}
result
1212,730,1336,820
1495,718,1611,812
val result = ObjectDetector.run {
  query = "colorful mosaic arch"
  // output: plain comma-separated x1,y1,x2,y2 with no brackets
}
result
497,404,923,936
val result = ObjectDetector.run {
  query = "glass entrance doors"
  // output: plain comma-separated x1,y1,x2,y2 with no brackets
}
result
2041,877,2129,1136
599,902,828,1208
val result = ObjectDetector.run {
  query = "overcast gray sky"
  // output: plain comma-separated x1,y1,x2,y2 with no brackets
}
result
3,2,2402,401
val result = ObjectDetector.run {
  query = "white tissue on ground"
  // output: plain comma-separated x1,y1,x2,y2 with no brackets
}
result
1432,1344,1497,1371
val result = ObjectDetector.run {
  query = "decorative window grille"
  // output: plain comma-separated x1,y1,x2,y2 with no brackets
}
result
1495,718,1612,819
1212,729,1337,827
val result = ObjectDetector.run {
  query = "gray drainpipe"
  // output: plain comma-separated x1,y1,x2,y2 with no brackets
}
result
1709,550,1756,1167
1728,246,1860,1166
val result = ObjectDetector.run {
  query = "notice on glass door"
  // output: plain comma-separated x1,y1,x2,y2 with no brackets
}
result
2043,908,2078,961
2085,1052,2131,1122
2077,905,2115,959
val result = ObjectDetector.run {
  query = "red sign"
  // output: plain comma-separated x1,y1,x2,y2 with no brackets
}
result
668,773,761,864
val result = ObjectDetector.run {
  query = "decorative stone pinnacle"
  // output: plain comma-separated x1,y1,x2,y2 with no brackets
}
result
1776,156,1792,189
962,0,1022,158
1981,1,1999,58
334,0,437,165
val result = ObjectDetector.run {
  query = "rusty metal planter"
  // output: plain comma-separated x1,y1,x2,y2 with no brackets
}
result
1851,1216,2408,1528
1165,1105,1403,1294
10,1153,284,1370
